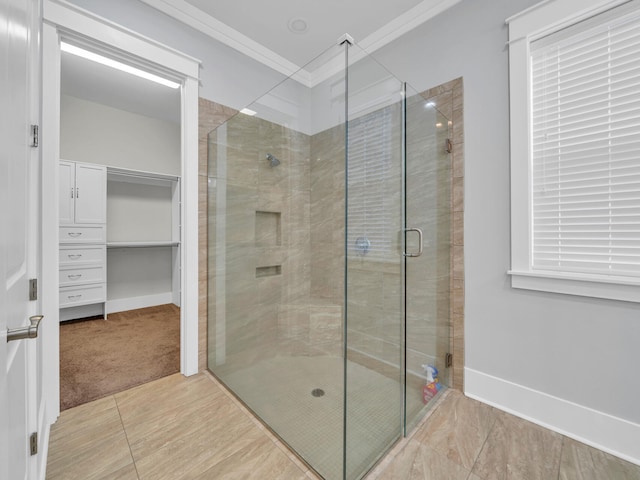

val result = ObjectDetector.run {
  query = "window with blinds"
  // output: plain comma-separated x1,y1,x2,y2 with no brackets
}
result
530,4,640,279
347,107,394,260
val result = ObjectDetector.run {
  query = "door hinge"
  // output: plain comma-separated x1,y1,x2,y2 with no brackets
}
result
30,124,39,148
29,278,37,301
30,432,38,456
445,352,453,368
445,138,452,154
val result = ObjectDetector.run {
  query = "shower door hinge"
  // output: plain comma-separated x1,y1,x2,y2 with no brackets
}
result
30,432,38,456
445,353,453,368
30,124,39,148
445,138,452,154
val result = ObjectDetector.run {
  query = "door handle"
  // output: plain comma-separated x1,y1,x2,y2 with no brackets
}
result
6,315,44,342
403,228,423,257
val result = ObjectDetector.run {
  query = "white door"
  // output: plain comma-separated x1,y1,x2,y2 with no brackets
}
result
1,0,41,479
74,163,106,224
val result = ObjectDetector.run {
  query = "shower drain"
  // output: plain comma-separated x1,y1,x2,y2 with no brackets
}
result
311,388,325,398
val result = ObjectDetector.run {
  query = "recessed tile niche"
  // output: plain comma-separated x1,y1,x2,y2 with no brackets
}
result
255,211,281,246
256,265,282,278
256,211,282,278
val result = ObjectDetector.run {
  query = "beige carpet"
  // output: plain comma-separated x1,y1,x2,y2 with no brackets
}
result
60,304,180,411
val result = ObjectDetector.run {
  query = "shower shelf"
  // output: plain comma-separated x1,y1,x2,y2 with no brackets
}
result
106,241,180,248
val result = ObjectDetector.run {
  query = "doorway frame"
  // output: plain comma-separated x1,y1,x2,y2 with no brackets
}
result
41,0,200,424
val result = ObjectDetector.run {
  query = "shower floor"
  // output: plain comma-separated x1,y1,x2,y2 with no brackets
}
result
220,355,427,480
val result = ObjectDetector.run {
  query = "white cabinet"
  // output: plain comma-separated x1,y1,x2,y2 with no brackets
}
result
58,162,181,319
59,161,106,225
59,160,107,321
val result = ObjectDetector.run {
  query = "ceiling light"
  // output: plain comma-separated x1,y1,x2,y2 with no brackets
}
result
240,108,256,116
60,42,180,89
288,17,308,34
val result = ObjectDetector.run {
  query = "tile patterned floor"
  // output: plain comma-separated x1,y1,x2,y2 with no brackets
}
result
46,372,640,480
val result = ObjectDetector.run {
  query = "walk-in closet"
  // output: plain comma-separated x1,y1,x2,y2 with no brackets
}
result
57,42,182,409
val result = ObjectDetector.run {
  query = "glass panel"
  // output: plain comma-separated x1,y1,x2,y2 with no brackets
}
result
207,44,347,480
344,43,405,480
404,83,451,432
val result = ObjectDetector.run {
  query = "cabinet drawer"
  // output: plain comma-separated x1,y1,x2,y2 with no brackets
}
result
59,284,106,308
60,225,106,244
59,265,105,286
59,245,106,266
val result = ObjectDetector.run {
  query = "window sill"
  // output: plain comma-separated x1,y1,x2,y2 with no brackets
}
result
508,270,640,303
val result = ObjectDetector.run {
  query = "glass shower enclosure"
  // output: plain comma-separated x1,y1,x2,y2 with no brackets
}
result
207,39,451,480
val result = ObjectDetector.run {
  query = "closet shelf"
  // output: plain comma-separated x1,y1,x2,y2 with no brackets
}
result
107,167,179,188
107,241,180,248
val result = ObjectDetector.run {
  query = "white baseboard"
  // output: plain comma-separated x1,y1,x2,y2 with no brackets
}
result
465,367,640,467
106,292,174,314
59,303,104,321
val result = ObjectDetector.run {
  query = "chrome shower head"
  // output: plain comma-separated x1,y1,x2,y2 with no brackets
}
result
266,153,280,167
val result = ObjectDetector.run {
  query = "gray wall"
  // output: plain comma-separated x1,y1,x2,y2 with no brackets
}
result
68,0,640,432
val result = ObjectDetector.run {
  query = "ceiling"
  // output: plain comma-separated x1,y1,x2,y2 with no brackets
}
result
183,0,424,66
61,51,181,124
61,0,460,123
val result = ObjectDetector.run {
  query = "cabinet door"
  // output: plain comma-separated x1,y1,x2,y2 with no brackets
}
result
59,161,75,224
74,163,106,224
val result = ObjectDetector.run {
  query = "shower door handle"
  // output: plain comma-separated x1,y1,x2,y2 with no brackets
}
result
403,228,423,257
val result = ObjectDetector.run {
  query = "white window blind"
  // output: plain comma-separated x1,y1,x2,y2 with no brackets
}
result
347,108,393,259
530,5,640,278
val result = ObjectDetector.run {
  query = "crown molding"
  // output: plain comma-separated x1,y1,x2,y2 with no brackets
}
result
139,0,461,87
360,0,462,53
137,0,306,80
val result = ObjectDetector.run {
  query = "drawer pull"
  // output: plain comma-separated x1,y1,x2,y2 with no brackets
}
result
68,254,82,259
67,274,82,280
67,294,82,299
68,232,83,238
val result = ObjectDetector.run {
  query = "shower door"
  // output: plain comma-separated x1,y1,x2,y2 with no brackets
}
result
404,84,451,431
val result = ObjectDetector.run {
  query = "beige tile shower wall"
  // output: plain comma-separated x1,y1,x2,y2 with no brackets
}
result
309,126,345,303
309,104,406,370
307,81,465,392
199,81,464,390
206,109,315,372
346,104,404,373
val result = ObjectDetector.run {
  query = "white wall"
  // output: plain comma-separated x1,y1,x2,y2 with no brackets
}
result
107,181,172,242
372,0,640,463
60,95,180,175
107,247,173,301
62,0,640,463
